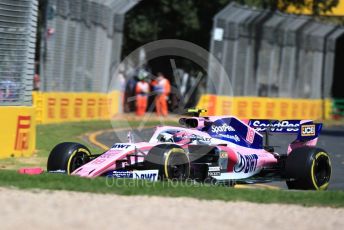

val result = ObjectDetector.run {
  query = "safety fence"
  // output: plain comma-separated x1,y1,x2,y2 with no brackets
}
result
208,2,344,99
0,0,38,105
197,95,332,121
41,0,138,92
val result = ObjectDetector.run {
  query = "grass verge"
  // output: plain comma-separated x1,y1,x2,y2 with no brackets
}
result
0,170,344,208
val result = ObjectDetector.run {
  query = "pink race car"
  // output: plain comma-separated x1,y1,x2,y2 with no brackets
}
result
47,109,332,190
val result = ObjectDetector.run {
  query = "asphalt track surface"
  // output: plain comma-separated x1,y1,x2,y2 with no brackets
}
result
96,126,344,190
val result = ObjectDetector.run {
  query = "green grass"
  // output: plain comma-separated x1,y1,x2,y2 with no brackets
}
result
0,170,343,207
0,119,344,207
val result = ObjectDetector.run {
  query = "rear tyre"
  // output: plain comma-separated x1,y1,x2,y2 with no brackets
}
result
47,142,91,174
285,147,331,190
144,144,190,180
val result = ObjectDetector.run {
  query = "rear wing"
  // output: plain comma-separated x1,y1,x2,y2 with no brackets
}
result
248,119,322,141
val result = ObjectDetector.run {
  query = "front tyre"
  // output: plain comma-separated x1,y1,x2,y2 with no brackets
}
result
285,147,331,190
47,142,91,174
144,144,190,180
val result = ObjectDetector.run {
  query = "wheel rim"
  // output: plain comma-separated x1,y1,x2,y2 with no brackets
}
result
313,155,331,187
70,153,89,173
171,163,187,179
168,154,189,179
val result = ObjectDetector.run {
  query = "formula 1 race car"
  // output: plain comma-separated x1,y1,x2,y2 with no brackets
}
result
47,109,332,190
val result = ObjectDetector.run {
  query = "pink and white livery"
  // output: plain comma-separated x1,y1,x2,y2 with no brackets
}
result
47,109,332,190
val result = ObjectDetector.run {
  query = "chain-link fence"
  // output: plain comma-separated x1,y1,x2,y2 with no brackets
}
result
41,0,138,93
208,2,344,99
0,0,38,106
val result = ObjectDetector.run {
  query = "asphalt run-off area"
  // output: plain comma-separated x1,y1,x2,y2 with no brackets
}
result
93,125,344,190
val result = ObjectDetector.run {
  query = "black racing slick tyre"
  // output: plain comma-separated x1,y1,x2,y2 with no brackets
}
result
144,144,190,180
285,147,331,190
47,142,91,174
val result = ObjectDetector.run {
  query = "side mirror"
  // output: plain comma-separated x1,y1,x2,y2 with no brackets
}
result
157,133,173,143
157,133,165,142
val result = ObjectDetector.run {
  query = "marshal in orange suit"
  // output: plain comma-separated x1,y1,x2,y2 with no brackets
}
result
152,72,171,116
135,71,150,116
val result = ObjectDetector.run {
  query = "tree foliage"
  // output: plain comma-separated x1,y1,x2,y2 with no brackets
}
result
123,0,231,57
239,0,339,14
284,0,339,15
